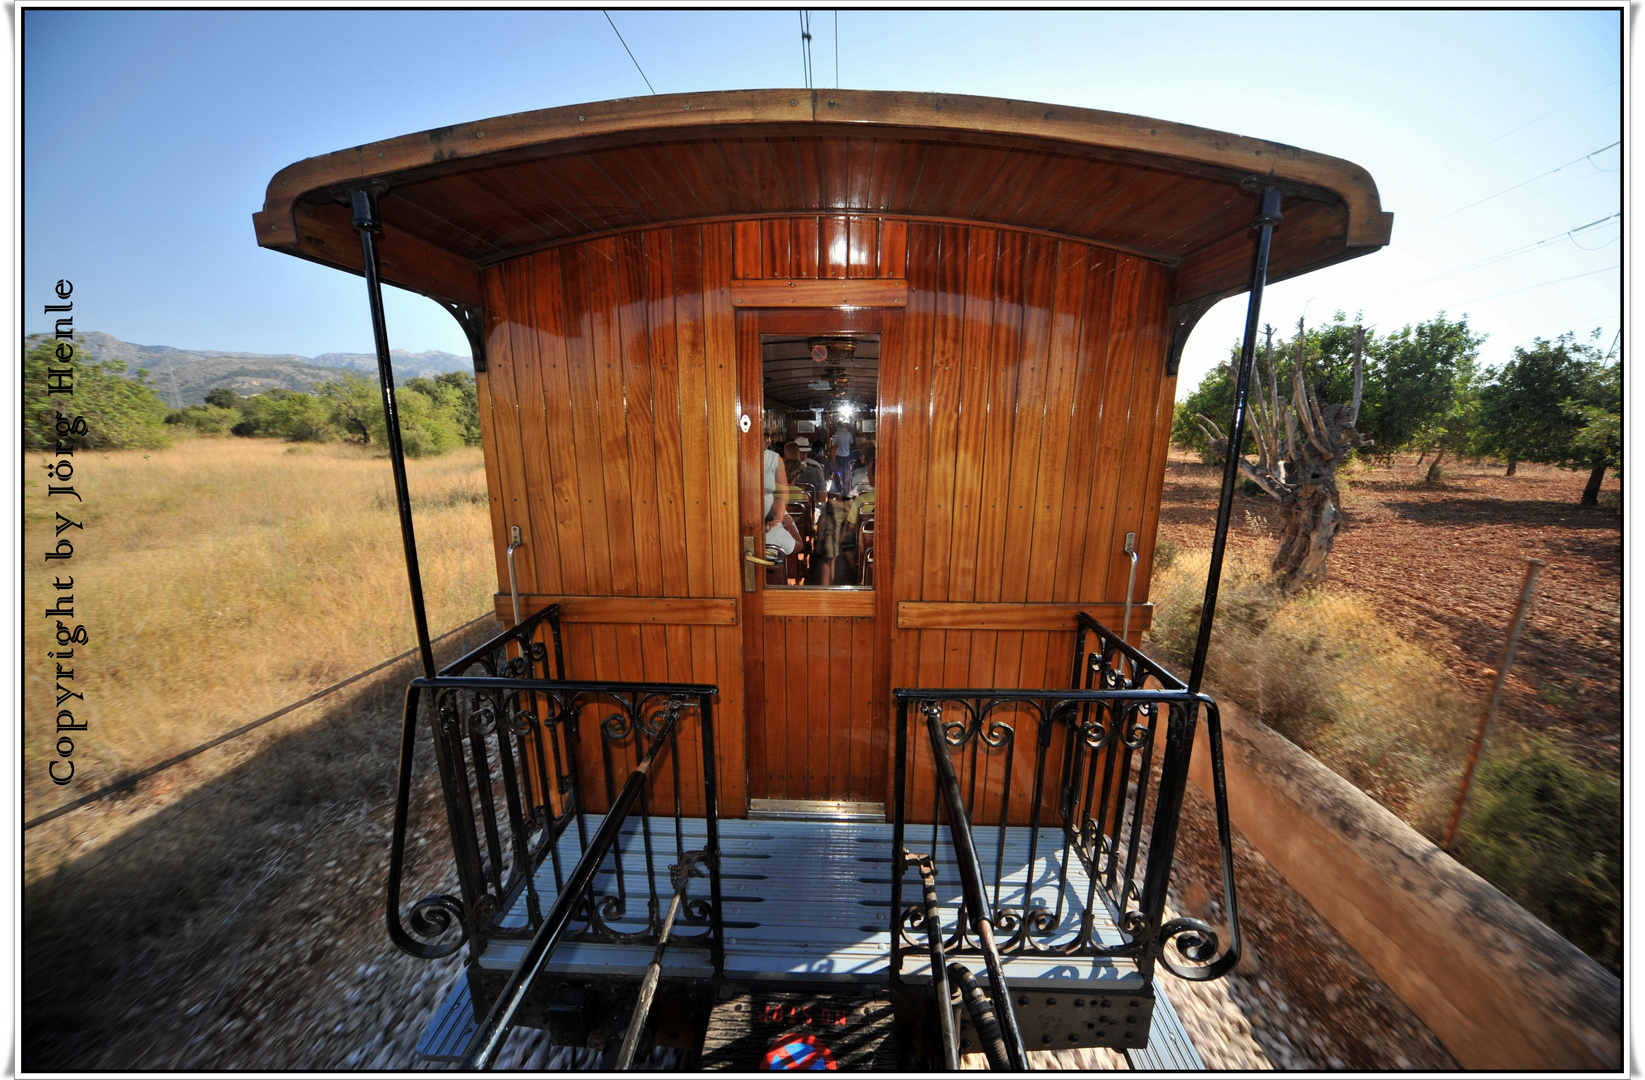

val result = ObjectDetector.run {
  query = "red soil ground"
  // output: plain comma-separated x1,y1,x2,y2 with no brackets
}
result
1156,450,1622,774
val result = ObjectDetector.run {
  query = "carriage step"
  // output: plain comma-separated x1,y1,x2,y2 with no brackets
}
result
699,990,897,1070
415,973,479,1062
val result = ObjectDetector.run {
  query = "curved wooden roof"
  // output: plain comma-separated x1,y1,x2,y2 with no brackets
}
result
254,88,1392,312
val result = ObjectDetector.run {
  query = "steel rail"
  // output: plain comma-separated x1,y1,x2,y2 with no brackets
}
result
460,703,685,1070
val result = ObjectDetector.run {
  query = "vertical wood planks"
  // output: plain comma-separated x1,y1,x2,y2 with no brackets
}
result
479,214,1176,823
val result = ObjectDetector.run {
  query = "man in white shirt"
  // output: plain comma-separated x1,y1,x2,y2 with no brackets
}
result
829,424,854,494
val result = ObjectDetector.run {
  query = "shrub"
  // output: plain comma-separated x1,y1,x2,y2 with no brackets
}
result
367,385,462,457
1455,738,1621,975
167,404,241,435
23,338,171,450
1148,547,1468,821
1148,546,1621,975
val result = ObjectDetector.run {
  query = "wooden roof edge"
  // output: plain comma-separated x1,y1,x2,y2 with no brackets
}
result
252,87,1391,254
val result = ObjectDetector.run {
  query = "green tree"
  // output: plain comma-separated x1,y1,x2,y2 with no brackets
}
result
368,384,463,457
317,373,383,445
1567,352,1620,506
1173,312,1371,461
1475,331,1617,504
1361,313,1484,463
166,403,242,434
22,338,171,450
1475,333,1593,476
203,386,247,412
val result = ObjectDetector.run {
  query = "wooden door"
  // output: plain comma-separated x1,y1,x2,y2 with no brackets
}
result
737,309,897,806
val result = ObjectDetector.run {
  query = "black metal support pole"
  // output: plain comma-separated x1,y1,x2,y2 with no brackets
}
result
350,185,437,680
1188,187,1282,697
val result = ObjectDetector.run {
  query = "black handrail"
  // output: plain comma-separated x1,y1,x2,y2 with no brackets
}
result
924,703,1030,1070
461,700,686,1070
386,605,562,958
388,602,725,1000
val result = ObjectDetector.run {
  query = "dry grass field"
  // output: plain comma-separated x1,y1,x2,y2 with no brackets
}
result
23,437,494,834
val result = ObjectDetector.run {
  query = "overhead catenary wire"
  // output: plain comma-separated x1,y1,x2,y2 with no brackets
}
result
1376,213,1620,297
604,10,657,95
1448,263,1620,307
1414,79,1619,178
800,10,814,90
1401,141,1620,238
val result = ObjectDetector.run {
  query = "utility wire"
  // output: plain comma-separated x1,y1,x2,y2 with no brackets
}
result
800,10,814,90
1402,141,1620,237
1449,263,1619,307
604,10,657,95
1377,213,1620,297
1444,165,1620,230
1414,79,1619,177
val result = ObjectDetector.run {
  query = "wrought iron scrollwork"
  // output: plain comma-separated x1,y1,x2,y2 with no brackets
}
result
395,893,468,958
890,613,1240,986
389,600,723,981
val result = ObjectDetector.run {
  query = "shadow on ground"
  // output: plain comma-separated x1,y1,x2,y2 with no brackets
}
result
22,628,489,1071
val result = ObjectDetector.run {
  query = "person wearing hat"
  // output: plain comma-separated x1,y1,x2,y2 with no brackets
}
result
786,438,827,501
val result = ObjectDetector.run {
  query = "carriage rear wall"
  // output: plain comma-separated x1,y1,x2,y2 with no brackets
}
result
475,215,1174,820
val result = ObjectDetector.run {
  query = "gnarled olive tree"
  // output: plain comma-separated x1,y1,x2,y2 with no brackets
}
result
1197,320,1371,591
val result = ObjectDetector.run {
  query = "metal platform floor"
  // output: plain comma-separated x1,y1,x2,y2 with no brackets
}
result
477,815,1147,992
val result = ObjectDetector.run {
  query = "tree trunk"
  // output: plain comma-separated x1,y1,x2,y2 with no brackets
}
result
1424,451,1446,484
1506,458,1517,477
1271,481,1341,592
1582,459,1607,506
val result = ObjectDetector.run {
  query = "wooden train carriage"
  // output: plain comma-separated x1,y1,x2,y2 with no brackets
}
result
256,88,1390,1068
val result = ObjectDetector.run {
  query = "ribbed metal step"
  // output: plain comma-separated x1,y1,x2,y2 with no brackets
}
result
415,974,478,1063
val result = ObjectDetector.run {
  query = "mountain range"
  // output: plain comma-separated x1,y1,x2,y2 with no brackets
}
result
25,331,472,406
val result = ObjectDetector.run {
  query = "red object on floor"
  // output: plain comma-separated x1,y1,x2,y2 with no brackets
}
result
762,1033,838,1070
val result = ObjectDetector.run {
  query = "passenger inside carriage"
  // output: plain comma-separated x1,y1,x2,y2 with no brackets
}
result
785,439,827,505
810,492,851,586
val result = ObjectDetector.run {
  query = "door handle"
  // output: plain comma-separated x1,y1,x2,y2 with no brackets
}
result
743,535,769,592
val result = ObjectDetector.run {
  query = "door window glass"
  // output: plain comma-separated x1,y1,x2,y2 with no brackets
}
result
760,334,879,590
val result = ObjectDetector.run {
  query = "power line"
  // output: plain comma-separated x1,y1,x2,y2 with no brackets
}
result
604,10,656,95
1442,166,1618,231
1414,79,1619,177
1377,213,1620,297
1402,141,1620,237
1449,263,1620,307
800,10,814,90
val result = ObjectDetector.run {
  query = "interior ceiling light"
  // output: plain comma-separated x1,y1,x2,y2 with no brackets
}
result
808,338,858,364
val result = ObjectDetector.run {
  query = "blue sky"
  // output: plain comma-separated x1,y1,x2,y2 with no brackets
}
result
21,6,1624,396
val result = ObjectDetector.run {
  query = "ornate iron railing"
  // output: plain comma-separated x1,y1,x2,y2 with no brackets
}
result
387,605,723,981
890,613,1240,995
